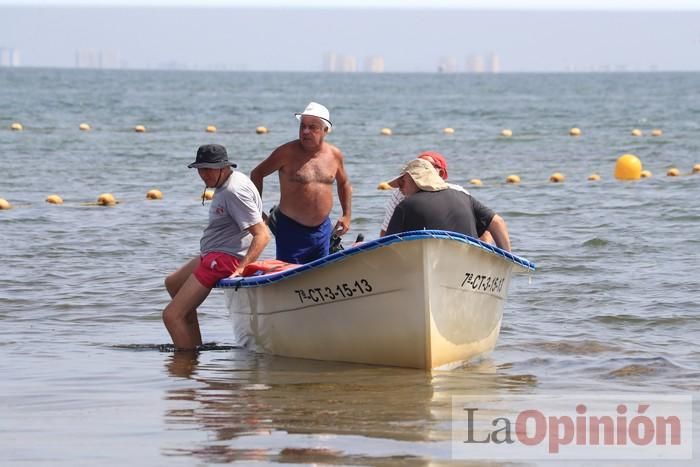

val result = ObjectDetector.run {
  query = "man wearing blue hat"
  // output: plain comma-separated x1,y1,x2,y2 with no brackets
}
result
251,102,352,264
163,144,270,349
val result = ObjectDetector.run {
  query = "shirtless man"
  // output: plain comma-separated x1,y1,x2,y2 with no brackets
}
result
250,102,352,264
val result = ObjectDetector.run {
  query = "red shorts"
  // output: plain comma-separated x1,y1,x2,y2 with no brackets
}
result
193,252,241,288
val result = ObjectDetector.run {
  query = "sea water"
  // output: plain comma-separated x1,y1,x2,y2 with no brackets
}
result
1,68,698,465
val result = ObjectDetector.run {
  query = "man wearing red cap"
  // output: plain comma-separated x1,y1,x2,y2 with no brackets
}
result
380,151,494,244
384,159,511,251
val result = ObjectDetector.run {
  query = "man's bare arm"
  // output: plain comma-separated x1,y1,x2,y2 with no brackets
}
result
334,151,352,236
250,146,286,196
231,222,271,277
486,214,511,252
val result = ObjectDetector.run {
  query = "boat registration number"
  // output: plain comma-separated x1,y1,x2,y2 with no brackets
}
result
461,272,506,293
294,279,373,304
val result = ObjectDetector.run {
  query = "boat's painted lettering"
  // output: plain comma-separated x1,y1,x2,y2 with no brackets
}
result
294,278,373,304
461,272,506,293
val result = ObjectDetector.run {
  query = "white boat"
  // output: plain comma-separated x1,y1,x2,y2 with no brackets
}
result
218,230,535,370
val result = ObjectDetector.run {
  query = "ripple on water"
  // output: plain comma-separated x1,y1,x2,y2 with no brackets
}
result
603,356,685,379
582,237,609,247
528,339,622,355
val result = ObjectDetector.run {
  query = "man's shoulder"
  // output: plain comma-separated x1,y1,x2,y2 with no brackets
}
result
270,139,302,157
322,141,343,157
447,182,469,195
227,171,258,194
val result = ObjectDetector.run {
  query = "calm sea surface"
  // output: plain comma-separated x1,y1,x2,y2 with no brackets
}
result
1,68,699,465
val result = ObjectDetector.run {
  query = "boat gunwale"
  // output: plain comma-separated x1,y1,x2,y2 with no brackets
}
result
216,229,536,289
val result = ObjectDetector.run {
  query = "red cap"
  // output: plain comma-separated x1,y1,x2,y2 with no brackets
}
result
418,151,448,180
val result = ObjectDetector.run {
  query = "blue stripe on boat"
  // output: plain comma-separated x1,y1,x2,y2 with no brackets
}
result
216,229,536,289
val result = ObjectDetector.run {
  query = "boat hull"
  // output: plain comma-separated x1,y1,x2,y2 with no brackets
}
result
220,231,534,369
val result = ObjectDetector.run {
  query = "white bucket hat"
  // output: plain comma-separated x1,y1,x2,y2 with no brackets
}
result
295,102,332,131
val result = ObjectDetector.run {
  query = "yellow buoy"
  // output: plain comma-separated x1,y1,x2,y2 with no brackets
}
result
205,125,217,133
505,174,521,184
569,127,581,136
377,182,392,190
10,122,23,131
134,125,146,133
587,173,601,181
0,198,11,210
549,172,565,183
692,164,700,174
630,128,643,137
79,123,91,131
97,193,116,206
501,129,513,137
443,127,455,134
666,167,680,177
255,126,268,134
46,194,64,205
651,129,663,137
614,154,642,180
640,170,652,178
146,189,163,200
203,190,214,201
469,179,483,186
380,128,392,136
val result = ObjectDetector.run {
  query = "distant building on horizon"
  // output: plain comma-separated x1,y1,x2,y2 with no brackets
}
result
0,47,21,67
465,53,500,73
323,52,338,72
466,54,485,73
323,52,359,72
75,48,122,69
487,52,500,73
437,56,458,73
340,55,357,72
365,55,385,73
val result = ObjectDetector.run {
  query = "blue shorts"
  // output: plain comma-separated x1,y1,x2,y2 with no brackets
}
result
275,209,332,264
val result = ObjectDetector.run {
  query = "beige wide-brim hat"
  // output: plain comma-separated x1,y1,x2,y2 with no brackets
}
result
388,158,448,192
295,101,333,131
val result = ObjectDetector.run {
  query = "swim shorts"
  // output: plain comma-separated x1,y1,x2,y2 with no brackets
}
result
193,252,241,288
274,209,332,264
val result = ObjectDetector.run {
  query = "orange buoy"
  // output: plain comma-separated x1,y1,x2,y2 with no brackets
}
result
146,189,163,200
614,154,642,180
46,194,64,205
97,193,116,206
549,172,565,183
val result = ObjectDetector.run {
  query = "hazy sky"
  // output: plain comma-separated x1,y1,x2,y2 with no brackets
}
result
2,0,700,9
1,2,699,72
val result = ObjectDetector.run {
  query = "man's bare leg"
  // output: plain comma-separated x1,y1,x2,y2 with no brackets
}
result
163,274,211,349
165,257,200,298
164,258,202,344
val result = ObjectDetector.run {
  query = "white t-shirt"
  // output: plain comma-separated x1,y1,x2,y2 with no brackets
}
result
380,183,469,232
200,170,263,258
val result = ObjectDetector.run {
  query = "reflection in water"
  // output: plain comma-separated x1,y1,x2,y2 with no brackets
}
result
162,351,538,465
